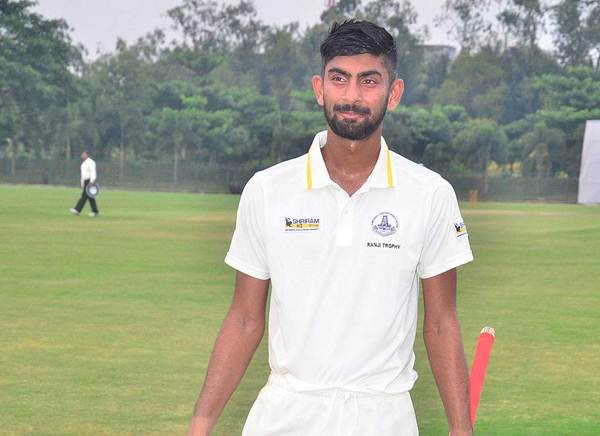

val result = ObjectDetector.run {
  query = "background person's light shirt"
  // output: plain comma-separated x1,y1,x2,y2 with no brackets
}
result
225,131,473,394
80,158,97,187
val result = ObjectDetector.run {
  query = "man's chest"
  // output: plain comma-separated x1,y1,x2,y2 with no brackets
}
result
264,188,428,274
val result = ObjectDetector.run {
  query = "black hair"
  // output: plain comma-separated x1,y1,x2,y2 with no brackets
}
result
320,20,397,81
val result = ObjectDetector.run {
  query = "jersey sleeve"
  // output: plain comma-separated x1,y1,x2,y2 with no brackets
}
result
224,175,270,280
417,178,473,279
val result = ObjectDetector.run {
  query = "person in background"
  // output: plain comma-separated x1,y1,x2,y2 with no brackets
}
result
70,151,99,217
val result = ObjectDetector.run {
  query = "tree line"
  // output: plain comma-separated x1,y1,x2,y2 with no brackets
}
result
1,0,600,185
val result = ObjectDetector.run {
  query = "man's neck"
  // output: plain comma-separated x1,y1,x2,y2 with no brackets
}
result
321,127,382,196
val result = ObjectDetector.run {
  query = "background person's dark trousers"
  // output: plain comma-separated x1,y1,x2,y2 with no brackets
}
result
74,179,99,213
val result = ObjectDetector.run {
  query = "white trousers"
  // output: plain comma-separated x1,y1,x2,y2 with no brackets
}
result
241,377,419,436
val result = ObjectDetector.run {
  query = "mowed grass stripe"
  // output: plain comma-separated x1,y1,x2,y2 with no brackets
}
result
1,184,599,435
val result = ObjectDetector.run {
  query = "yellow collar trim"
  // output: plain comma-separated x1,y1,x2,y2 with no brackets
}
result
305,132,396,190
306,152,313,191
386,147,394,188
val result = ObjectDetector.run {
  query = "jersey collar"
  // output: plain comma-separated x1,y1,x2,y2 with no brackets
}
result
305,130,397,191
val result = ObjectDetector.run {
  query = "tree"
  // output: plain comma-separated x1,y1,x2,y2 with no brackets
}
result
498,0,547,51
95,40,153,178
167,0,225,51
257,24,307,109
320,0,362,25
496,45,558,122
514,121,566,178
533,66,600,175
167,0,265,54
152,83,280,166
551,0,591,66
438,0,493,52
0,0,80,159
221,0,267,70
535,66,600,112
453,119,507,194
431,51,506,121
551,0,600,72
496,0,548,78
151,106,202,186
384,106,454,172
297,23,329,77
586,1,600,72
362,0,428,104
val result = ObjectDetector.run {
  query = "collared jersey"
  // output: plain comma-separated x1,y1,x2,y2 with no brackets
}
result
225,130,473,394
80,158,97,187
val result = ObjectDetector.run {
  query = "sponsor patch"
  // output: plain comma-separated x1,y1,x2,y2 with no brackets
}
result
454,220,468,237
371,212,398,237
285,216,320,231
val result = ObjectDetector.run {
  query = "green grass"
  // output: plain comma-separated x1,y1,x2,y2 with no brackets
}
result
1,184,599,435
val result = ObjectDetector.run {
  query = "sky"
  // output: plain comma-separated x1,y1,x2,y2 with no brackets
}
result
33,0,455,58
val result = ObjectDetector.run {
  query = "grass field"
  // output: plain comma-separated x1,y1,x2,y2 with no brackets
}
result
1,184,599,435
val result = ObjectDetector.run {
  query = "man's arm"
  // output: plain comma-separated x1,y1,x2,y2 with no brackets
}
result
187,271,269,436
90,161,97,184
422,268,472,436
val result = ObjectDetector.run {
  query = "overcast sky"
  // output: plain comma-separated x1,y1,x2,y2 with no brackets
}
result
33,0,555,58
34,0,456,58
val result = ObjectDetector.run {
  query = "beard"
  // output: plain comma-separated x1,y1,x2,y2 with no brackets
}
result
323,97,388,141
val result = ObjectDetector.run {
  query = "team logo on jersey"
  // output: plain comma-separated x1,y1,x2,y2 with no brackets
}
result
371,212,398,237
454,220,468,237
285,217,320,231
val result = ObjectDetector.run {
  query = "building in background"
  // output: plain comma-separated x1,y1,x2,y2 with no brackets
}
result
420,44,458,63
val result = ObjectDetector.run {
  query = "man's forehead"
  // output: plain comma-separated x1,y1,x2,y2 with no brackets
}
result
325,53,388,75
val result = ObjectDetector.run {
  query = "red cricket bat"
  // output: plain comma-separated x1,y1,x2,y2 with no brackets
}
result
469,326,496,426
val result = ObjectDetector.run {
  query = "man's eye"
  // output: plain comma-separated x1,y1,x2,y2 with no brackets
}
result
331,76,345,82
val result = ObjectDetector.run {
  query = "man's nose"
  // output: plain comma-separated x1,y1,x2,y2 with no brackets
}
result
341,79,362,102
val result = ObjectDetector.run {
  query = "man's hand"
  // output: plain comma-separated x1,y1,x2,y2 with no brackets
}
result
449,429,474,436
187,415,214,436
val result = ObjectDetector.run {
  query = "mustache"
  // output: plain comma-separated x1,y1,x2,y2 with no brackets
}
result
333,103,371,116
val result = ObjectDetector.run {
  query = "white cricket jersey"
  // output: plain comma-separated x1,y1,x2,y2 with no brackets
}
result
80,158,97,187
225,130,473,394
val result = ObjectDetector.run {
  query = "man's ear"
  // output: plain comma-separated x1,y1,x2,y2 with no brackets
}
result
387,78,404,111
312,75,324,106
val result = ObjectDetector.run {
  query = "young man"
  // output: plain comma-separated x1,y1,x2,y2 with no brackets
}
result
188,20,474,436
70,151,99,217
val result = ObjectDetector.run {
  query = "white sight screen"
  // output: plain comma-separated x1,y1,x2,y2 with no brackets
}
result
578,120,600,204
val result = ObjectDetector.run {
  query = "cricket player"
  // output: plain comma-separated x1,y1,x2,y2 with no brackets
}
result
70,151,99,217
188,20,474,436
